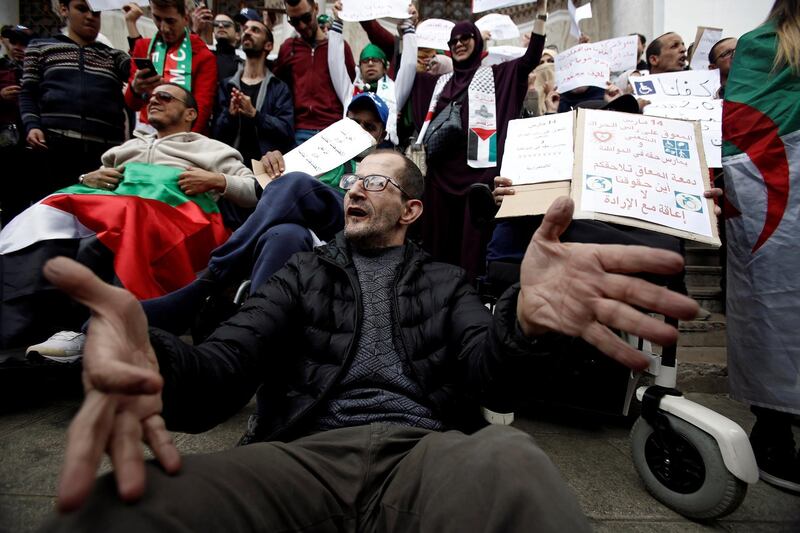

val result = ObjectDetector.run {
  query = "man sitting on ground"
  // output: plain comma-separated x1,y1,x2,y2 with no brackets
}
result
39,148,699,532
0,83,258,355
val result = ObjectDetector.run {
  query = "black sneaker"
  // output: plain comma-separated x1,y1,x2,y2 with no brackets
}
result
750,415,800,494
758,450,800,494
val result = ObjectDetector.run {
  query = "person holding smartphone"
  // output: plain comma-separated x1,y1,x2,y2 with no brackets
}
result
124,0,217,135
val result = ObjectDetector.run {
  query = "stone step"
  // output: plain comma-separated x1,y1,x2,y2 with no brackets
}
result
685,265,722,287
678,313,726,347
686,285,724,313
685,244,722,267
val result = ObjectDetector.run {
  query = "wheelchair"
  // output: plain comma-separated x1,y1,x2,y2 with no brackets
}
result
468,183,757,521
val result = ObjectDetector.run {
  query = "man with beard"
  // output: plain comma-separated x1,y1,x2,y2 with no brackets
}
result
214,18,294,164
37,143,699,531
275,0,356,145
645,32,688,74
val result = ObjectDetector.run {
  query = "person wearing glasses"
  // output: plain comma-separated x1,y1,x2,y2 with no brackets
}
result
125,0,217,135
35,139,700,530
408,1,549,282
274,0,356,146
708,37,737,98
4,83,259,355
209,13,245,83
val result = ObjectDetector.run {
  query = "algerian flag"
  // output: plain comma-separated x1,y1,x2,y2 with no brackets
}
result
722,20,800,413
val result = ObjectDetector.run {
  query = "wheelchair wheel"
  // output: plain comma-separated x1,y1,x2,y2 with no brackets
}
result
630,413,747,520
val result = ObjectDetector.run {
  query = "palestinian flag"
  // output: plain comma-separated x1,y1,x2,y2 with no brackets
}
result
1,162,230,348
722,20,800,414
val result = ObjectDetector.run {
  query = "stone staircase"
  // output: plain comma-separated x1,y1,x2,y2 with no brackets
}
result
677,244,728,392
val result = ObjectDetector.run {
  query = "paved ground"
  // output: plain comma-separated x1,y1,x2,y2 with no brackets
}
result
0,363,798,532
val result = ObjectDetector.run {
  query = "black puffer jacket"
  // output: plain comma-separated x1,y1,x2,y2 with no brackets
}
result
152,234,555,442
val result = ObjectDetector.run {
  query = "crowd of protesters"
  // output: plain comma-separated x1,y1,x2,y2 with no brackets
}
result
1,0,799,517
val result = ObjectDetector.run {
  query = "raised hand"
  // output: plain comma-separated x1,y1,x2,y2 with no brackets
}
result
42,258,180,512
516,197,699,370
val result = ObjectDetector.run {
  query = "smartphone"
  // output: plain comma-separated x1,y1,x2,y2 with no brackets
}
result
134,57,157,78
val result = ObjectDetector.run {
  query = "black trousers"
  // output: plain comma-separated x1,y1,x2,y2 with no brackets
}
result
42,423,591,532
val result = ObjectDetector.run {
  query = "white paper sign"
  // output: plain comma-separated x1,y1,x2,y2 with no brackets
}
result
591,35,639,72
567,0,581,38
485,45,527,65
501,113,575,185
86,0,148,11
576,3,592,22
555,46,610,93
416,19,455,50
579,110,712,237
339,0,410,22
643,98,722,167
689,26,723,71
631,69,721,99
282,119,376,177
472,0,536,15
475,14,520,41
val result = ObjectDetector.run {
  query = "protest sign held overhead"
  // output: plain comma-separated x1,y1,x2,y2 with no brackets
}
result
339,0,410,22
416,19,455,50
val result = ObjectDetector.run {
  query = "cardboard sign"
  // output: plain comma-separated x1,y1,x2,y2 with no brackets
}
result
416,19,455,50
339,0,410,22
281,119,376,177
86,0,148,11
689,26,723,71
501,113,575,185
631,69,721,99
475,14,520,41
642,98,722,168
472,0,535,15
496,109,720,245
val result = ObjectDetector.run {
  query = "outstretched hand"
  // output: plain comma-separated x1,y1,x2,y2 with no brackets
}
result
43,258,180,512
516,197,699,370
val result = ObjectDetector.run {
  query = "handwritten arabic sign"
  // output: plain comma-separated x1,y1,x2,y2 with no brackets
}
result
86,0,148,11
689,26,723,71
631,69,721,99
416,19,455,50
501,113,575,185
555,47,610,93
339,0,410,22
282,119,376,177
475,14,520,41
577,109,713,238
642,98,722,167
472,0,535,15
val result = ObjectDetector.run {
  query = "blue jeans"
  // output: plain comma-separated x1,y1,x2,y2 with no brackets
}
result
294,129,321,147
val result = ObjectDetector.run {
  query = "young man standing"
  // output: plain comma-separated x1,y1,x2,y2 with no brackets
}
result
125,0,217,134
19,0,129,197
214,18,294,163
274,0,355,145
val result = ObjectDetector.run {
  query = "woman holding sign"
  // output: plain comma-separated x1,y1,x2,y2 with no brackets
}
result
410,1,548,281
722,0,800,493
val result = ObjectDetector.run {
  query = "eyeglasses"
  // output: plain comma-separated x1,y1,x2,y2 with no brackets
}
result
213,20,234,29
151,90,188,106
447,34,474,49
288,11,313,27
360,57,383,65
340,173,412,197
713,48,736,62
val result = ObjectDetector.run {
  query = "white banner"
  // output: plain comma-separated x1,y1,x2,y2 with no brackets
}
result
86,0,148,11
631,69,721,99
339,0,410,22
416,19,455,50
472,0,536,15
501,113,575,185
689,26,724,71
282,119,376,177
475,13,520,41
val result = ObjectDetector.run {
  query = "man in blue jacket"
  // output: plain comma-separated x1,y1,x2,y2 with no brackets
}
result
213,17,294,162
39,151,698,532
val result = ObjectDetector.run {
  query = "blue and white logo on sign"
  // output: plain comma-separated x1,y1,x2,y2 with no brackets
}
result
634,80,656,96
585,175,613,193
663,140,691,159
675,192,703,212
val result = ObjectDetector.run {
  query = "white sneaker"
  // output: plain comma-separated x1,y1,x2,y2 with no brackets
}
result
26,331,85,363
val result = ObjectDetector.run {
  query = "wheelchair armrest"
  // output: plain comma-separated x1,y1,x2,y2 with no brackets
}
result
468,183,499,229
